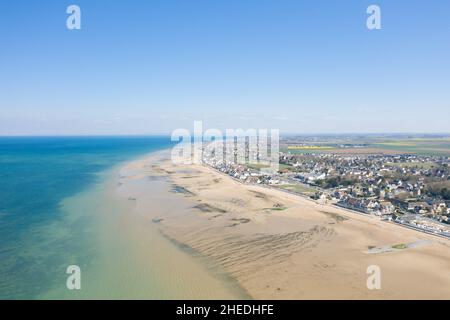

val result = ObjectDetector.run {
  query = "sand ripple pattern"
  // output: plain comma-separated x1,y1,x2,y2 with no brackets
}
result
176,225,336,280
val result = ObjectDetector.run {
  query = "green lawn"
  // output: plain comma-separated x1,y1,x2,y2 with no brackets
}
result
279,184,316,194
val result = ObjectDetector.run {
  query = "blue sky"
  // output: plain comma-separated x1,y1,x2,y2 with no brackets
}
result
1,0,449,135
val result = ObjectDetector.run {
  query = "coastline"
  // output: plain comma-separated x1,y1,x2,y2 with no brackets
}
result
119,149,450,299
206,163,450,241
112,150,249,299
39,148,247,299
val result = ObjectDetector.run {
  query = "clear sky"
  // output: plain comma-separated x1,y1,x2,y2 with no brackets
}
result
1,0,449,135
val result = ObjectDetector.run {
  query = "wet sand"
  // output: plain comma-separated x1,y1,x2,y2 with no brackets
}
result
119,150,450,299
40,160,247,299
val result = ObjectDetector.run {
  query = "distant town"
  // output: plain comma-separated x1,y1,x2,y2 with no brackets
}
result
202,135,450,239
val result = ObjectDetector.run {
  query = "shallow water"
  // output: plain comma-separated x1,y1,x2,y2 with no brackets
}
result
0,137,244,299
41,168,243,299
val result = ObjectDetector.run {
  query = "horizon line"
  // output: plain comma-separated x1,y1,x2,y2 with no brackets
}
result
1,132,450,138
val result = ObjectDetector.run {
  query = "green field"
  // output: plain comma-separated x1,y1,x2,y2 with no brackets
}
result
279,184,317,195
374,141,450,155
281,136,450,156
247,163,294,172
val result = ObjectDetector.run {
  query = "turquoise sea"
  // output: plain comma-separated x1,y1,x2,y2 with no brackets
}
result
0,136,245,300
0,136,173,299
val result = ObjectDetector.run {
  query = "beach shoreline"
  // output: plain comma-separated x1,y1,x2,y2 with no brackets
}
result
117,150,450,299
39,147,248,300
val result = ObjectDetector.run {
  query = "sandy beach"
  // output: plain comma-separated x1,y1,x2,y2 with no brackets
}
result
118,150,450,300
